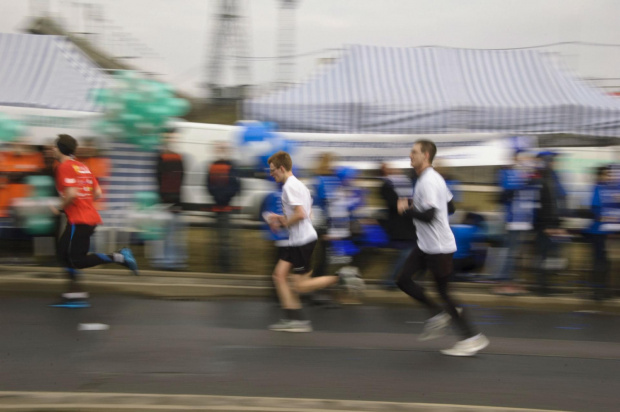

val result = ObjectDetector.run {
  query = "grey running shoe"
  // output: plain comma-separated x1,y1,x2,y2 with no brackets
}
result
418,308,464,341
337,266,365,293
418,312,451,341
268,319,313,333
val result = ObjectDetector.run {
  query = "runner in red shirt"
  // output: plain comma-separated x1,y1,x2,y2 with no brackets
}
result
50,134,138,308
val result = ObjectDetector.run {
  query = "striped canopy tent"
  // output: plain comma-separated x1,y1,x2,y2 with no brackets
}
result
244,45,620,136
0,33,107,111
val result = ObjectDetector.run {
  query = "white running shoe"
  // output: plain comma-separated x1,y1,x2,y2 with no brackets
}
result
418,312,451,341
268,319,313,333
440,333,490,357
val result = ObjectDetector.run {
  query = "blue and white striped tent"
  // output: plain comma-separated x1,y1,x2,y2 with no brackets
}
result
0,33,107,112
244,45,620,136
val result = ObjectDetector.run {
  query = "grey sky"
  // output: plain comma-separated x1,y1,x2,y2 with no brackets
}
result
1,0,619,97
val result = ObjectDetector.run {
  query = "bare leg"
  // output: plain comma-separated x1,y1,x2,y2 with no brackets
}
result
272,259,301,309
292,271,339,294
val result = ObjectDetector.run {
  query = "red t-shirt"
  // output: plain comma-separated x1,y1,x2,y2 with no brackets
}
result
55,158,102,225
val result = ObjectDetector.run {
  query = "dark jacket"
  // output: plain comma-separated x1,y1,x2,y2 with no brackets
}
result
207,159,240,211
156,150,184,206
534,168,566,231
379,174,416,241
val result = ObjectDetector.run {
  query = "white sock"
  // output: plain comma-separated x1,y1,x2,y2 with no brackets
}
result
63,292,89,299
113,253,125,263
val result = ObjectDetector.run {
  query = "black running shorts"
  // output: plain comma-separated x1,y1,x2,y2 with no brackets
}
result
278,240,317,274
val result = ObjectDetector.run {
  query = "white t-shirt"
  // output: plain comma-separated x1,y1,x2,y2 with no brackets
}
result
412,167,457,254
282,175,318,246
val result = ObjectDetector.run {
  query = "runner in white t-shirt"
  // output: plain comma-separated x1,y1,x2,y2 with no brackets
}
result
396,140,489,356
265,151,363,332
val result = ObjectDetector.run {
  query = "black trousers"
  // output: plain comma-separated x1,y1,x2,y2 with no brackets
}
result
587,233,610,296
57,223,112,282
396,244,476,339
214,212,233,272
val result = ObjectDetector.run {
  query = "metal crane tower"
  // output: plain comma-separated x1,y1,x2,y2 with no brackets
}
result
277,0,300,86
206,0,252,100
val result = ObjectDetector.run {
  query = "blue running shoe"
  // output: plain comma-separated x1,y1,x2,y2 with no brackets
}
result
120,247,139,276
50,300,91,309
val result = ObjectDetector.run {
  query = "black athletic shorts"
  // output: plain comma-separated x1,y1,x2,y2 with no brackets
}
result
278,240,317,274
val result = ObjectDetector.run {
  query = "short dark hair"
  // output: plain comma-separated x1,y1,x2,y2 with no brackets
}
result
415,139,437,163
596,165,611,180
268,151,292,171
56,134,78,156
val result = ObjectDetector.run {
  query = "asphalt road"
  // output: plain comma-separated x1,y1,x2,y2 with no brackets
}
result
0,296,619,412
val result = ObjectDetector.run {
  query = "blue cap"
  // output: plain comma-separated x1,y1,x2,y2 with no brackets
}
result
335,166,359,182
537,150,558,158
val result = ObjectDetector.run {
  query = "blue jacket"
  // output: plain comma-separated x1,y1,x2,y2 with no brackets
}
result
498,167,537,228
260,189,289,242
314,175,341,213
585,182,620,234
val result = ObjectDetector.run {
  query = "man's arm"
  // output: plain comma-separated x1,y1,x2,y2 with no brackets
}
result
403,206,436,223
94,182,103,201
51,186,78,214
399,200,454,221
278,205,307,228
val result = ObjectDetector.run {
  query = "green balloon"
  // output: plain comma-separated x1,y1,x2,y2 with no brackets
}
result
136,122,156,135
0,126,12,141
93,88,113,105
122,92,143,111
91,88,105,104
26,176,55,197
133,105,151,119
166,98,190,117
138,80,159,101
2,121,22,140
136,135,160,150
93,120,109,134
115,70,139,86
24,216,56,235
119,113,142,128
153,82,173,102
13,122,25,138
105,102,124,117
135,191,159,208
145,106,168,124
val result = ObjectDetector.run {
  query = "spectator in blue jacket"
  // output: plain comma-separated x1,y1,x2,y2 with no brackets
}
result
312,153,342,279
494,151,537,295
584,165,619,301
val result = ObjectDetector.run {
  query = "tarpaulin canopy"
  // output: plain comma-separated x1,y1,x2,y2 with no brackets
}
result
0,33,107,112
244,45,620,136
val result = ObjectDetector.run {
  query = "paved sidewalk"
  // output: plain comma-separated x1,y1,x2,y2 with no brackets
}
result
1,264,618,313
0,391,573,412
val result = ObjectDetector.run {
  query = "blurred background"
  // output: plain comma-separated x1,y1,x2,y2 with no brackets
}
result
1,0,620,295
2,2,620,412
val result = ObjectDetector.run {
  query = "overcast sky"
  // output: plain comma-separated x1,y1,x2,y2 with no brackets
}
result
1,0,620,97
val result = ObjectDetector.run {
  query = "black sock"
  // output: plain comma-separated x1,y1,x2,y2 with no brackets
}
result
285,309,305,321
